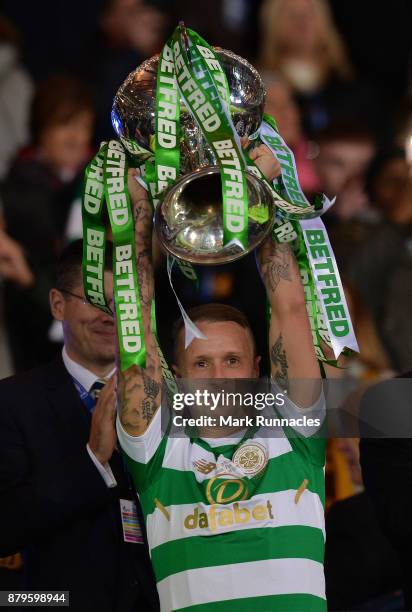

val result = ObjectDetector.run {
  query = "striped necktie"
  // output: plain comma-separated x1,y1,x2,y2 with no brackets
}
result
89,378,107,409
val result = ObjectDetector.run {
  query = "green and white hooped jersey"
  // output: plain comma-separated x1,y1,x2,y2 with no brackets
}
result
117,396,326,612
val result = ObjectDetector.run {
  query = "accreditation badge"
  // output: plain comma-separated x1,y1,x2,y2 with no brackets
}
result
120,499,143,544
232,442,268,477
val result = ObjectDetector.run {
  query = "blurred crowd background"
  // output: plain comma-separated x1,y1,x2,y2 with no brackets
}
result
0,0,411,608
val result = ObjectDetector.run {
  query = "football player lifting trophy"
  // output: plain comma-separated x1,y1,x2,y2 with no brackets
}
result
81,22,358,374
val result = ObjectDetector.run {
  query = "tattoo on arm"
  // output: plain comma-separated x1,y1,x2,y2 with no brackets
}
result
141,373,160,424
271,334,289,392
119,350,161,431
136,248,153,307
261,243,292,293
133,198,154,308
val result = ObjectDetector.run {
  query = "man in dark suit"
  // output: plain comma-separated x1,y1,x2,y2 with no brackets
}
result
360,373,412,611
0,239,159,612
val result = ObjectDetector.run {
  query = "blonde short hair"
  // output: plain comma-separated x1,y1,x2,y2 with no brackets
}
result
259,0,353,81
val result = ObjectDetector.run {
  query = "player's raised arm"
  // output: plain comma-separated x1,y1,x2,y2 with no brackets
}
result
257,237,321,408
117,170,162,436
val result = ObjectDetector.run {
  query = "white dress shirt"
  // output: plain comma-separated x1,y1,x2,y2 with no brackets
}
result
62,346,117,488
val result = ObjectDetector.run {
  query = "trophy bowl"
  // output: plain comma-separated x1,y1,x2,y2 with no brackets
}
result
155,166,274,264
112,48,276,264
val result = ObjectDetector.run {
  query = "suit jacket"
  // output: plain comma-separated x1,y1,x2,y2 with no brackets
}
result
0,357,159,612
359,372,412,610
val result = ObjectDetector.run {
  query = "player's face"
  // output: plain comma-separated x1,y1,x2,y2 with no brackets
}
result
174,320,260,380
50,270,115,368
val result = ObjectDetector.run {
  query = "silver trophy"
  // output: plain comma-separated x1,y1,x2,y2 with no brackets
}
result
112,49,275,264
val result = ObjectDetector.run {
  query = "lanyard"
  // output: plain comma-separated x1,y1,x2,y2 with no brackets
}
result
70,375,96,414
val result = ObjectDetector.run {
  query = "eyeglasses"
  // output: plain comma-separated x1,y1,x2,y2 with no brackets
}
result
59,289,114,316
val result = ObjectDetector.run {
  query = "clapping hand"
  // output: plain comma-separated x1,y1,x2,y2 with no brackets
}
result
88,375,117,464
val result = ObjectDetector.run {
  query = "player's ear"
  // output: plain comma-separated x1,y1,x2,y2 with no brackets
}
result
172,364,182,378
50,288,65,321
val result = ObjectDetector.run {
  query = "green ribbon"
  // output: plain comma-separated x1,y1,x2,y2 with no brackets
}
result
82,143,111,315
103,140,147,370
293,221,335,365
172,25,249,250
120,136,154,162
139,39,198,286
154,39,181,206
153,37,199,285
82,141,147,371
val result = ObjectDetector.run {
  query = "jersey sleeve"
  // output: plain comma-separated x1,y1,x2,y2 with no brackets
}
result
116,407,168,492
271,380,326,467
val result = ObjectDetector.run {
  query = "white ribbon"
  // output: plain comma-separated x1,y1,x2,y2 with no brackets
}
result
167,255,207,348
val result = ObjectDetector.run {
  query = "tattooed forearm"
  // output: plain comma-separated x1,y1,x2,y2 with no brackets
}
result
133,196,155,308
133,199,153,239
134,200,153,253
141,397,158,424
141,372,161,424
120,367,161,430
119,324,162,432
136,248,154,307
143,371,160,398
261,243,292,294
271,334,289,392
